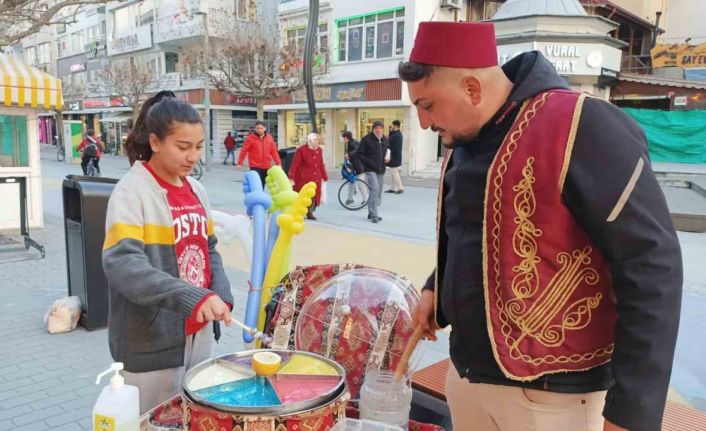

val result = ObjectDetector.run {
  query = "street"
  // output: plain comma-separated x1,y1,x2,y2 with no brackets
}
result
0,144,704,430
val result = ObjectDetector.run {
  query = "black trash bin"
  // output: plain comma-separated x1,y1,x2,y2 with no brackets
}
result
63,175,119,330
278,146,297,174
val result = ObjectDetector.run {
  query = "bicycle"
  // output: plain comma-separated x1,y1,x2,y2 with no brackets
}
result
86,158,100,177
190,159,204,180
338,160,370,211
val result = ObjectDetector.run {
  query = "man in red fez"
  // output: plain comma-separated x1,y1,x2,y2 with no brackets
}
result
404,21,682,431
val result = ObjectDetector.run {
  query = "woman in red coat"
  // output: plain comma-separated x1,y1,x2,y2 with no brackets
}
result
288,133,328,220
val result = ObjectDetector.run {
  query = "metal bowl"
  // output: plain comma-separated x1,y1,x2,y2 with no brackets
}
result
183,349,347,415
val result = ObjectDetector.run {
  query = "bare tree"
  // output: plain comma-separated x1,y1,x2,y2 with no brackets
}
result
0,1,123,47
100,58,153,124
183,20,324,120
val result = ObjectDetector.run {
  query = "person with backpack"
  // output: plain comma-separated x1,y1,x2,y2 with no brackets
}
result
76,129,103,175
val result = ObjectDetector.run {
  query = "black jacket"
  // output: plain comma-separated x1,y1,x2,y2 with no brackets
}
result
345,138,364,174
388,130,403,168
424,51,682,431
357,132,389,174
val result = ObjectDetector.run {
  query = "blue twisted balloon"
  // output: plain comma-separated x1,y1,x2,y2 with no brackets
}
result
242,171,271,343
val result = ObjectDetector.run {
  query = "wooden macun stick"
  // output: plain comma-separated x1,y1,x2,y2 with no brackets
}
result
394,325,426,381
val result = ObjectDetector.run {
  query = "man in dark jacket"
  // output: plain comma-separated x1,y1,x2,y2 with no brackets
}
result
386,119,404,194
356,121,390,223
402,22,681,431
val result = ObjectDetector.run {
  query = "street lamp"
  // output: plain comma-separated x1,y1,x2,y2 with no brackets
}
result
303,0,320,133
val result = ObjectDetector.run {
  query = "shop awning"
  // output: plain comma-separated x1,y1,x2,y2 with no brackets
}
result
0,53,63,110
99,113,132,123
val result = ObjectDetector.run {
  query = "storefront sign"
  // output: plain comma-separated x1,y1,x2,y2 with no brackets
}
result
674,96,688,106
70,63,86,73
290,82,366,103
83,98,125,109
85,40,106,58
497,42,621,76
107,25,152,55
651,43,706,68
226,95,257,105
67,100,82,111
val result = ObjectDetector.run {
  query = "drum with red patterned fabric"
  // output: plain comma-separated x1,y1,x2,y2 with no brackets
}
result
182,350,350,431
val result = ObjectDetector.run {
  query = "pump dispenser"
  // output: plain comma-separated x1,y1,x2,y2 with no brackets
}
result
93,363,139,431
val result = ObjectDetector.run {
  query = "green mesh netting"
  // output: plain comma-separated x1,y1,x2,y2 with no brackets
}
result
622,108,706,163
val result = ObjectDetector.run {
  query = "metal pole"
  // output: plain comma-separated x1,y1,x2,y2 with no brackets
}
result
303,0,320,133
203,14,212,171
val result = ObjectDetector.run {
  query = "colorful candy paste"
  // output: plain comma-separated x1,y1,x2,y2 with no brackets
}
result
187,362,253,392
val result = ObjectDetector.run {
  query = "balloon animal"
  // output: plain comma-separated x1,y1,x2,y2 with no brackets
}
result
241,171,272,343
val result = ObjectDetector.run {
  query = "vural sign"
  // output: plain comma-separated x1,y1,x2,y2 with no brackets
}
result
497,43,621,76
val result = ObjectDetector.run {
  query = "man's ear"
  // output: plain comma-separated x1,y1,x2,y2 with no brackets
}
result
462,75,482,106
148,133,161,153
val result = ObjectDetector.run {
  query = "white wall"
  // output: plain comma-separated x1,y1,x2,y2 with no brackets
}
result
0,107,43,230
663,0,706,45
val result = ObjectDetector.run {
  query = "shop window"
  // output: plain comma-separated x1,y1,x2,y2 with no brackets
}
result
165,52,178,73
335,7,405,63
285,23,329,70
0,114,29,168
285,111,327,148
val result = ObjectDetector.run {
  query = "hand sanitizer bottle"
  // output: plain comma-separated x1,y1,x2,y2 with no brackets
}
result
93,362,140,431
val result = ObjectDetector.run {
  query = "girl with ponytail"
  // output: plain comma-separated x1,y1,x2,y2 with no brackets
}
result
102,90,235,413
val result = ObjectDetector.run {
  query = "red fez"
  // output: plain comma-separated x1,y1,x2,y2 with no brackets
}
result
409,22,498,68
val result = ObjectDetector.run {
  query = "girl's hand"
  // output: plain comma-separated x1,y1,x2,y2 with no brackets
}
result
196,295,232,326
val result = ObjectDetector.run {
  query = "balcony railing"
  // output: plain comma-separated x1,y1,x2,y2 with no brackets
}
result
622,54,653,74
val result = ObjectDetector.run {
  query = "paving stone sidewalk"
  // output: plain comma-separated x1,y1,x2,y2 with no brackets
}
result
0,213,449,430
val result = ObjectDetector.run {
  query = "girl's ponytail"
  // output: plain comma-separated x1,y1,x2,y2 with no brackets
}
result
126,90,199,165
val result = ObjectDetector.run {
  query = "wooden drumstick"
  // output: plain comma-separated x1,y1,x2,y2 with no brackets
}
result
394,325,426,381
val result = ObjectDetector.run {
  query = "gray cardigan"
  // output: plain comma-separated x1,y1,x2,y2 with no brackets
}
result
102,161,233,372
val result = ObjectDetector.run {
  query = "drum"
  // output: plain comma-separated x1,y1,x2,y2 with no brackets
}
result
182,349,350,431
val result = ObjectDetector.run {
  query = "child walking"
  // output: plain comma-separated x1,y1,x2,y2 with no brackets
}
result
102,91,234,414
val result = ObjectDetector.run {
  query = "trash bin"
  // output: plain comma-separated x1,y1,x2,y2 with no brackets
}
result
63,175,119,330
278,146,297,174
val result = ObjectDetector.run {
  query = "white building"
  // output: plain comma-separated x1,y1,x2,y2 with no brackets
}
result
268,0,468,176
104,0,279,159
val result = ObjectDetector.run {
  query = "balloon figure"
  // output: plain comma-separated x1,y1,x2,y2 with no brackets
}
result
242,171,272,343
257,181,317,339
264,166,298,265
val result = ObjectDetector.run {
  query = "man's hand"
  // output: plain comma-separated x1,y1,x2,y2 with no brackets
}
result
235,164,243,170
195,295,232,326
412,289,437,341
604,420,629,431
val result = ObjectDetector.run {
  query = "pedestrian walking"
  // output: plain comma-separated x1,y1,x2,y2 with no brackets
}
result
288,133,328,220
385,119,404,194
222,131,236,165
236,121,281,186
103,90,234,414
402,21,682,431
356,120,390,223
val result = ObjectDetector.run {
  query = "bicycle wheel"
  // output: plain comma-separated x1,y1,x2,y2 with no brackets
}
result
338,178,369,211
190,162,203,180
56,147,65,162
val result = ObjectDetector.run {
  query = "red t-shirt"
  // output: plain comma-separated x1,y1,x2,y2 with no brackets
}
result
144,163,213,335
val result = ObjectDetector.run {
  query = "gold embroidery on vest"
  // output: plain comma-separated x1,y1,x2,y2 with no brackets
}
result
489,92,614,368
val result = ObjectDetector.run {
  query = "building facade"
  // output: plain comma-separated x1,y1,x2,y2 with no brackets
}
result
268,0,471,176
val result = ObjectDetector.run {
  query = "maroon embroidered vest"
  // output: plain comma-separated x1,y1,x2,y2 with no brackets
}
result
435,90,618,381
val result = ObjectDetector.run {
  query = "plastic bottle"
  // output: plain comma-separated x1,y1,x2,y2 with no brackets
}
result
93,362,140,431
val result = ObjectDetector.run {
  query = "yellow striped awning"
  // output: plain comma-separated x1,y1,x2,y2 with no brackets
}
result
0,53,63,110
